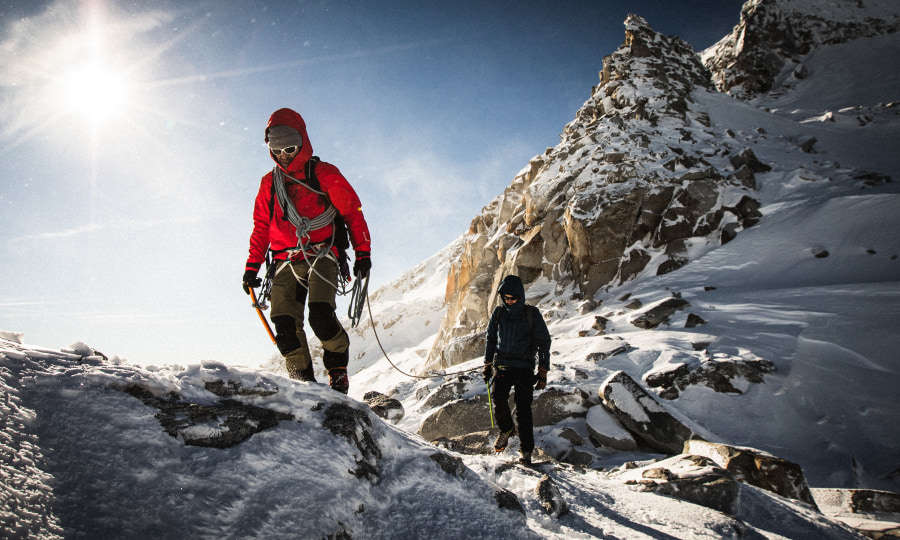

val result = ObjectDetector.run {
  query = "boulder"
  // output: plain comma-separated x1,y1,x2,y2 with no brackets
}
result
533,388,593,427
812,488,900,539
421,377,472,410
616,454,742,515
644,363,690,389
630,298,690,329
599,371,696,454
419,395,492,442
432,430,494,456
812,488,900,515
684,440,817,508
364,391,405,424
585,404,638,451
659,358,776,399
536,475,569,518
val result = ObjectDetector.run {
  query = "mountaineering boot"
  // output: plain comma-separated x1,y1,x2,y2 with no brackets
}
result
287,364,317,382
298,365,316,383
328,367,349,394
494,427,516,452
518,451,532,466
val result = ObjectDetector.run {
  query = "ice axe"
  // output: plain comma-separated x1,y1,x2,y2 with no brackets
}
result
249,288,277,345
486,379,495,429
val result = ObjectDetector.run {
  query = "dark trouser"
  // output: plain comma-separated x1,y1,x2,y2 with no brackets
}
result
269,256,349,378
491,367,535,453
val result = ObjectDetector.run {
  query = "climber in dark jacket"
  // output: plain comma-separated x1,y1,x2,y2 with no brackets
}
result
483,275,552,465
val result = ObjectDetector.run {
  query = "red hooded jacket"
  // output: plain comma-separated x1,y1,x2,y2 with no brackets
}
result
245,108,371,272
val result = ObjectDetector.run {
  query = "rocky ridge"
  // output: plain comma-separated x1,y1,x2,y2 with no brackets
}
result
703,0,900,101
426,14,765,369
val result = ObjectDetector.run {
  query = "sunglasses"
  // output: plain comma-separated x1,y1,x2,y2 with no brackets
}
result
271,145,299,156
502,295,518,302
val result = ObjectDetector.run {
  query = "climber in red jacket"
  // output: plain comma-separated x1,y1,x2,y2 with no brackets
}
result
242,108,371,394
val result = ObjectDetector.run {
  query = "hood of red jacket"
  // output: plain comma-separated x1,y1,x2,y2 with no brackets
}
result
266,108,314,174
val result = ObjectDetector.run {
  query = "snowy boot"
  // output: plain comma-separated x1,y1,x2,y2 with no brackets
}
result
494,427,516,452
328,367,349,394
518,451,532,465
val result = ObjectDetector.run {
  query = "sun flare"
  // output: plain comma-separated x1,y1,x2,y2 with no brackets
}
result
62,61,128,123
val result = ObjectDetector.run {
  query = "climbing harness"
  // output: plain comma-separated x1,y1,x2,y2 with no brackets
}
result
271,163,348,294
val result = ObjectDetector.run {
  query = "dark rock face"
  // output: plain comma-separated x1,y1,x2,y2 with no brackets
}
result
123,384,292,449
323,403,383,484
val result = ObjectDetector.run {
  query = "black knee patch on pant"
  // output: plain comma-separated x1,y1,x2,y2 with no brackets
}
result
272,315,302,356
323,349,349,371
308,302,342,340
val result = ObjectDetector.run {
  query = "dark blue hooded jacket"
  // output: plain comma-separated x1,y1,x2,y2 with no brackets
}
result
484,275,551,370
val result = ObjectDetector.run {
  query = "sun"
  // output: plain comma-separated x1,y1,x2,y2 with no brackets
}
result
61,60,129,124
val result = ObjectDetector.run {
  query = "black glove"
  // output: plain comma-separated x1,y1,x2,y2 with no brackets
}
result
353,251,371,278
535,367,548,390
483,363,493,384
242,269,261,294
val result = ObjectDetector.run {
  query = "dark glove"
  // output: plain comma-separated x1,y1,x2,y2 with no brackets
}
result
534,367,548,390
483,363,493,385
242,269,261,294
353,251,371,278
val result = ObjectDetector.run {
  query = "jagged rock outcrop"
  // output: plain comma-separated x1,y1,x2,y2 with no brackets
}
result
599,370,698,455
426,15,762,369
615,454,743,515
655,357,777,400
703,0,900,100
685,440,817,508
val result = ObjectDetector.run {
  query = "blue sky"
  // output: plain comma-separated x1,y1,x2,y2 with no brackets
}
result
0,0,745,365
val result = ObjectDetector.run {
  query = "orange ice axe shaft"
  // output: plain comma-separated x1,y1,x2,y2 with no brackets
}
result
249,288,277,345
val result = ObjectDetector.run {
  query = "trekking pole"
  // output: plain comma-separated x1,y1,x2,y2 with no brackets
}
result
486,380,495,429
249,288,277,345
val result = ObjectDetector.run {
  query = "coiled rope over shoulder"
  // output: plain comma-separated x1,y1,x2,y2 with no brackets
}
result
273,166,337,242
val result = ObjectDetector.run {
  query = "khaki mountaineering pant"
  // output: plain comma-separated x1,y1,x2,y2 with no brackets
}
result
269,255,350,378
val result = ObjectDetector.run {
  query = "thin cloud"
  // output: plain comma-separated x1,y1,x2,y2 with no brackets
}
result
13,223,104,242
